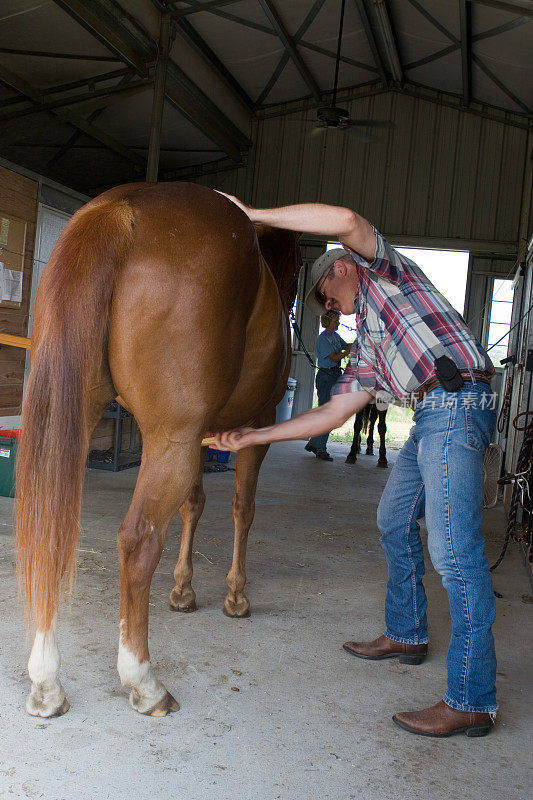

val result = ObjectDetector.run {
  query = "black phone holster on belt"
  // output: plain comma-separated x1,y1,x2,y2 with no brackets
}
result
434,356,464,392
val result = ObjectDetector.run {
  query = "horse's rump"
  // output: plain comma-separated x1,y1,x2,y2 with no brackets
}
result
107,184,290,432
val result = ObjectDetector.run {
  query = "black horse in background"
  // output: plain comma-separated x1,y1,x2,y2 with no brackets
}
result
345,403,388,468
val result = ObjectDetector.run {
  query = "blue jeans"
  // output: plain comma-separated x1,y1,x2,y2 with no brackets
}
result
377,382,497,712
307,368,340,452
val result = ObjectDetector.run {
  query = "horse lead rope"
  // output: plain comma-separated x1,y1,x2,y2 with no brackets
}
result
290,310,316,368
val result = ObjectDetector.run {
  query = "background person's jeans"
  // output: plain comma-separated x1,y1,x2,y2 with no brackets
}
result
307,368,340,452
377,382,497,712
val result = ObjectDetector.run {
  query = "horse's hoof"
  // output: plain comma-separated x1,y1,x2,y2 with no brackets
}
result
345,454,357,464
377,459,388,468
223,595,251,618
366,448,374,455
169,587,197,613
143,691,180,717
26,685,70,718
169,599,197,613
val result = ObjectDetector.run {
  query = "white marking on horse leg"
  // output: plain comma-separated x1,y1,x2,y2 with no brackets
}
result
26,621,69,717
117,620,167,714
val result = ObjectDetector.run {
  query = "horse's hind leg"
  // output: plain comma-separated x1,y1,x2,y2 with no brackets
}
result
345,413,363,465
27,620,69,717
366,405,378,454
117,433,201,715
224,438,270,618
377,409,388,468
169,447,207,612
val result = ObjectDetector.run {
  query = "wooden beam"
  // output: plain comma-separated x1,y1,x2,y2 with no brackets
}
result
0,333,31,350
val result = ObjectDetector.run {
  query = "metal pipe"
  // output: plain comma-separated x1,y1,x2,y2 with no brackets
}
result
517,129,533,266
372,0,403,82
146,13,172,182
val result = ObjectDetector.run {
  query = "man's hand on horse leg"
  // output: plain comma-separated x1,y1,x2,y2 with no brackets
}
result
212,427,258,452
213,391,371,451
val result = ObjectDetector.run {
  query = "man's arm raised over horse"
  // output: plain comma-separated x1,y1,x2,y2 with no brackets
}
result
212,390,371,452
215,192,376,263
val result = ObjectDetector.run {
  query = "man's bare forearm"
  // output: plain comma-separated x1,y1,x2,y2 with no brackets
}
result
213,391,372,452
215,192,376,261
250,203,357,237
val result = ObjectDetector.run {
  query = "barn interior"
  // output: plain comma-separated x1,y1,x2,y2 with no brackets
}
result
0,1,532,799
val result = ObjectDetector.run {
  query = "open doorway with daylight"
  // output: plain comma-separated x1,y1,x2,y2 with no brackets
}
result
319,243,470,454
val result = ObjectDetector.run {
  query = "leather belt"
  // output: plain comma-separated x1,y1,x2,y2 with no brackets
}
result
412,370,492,403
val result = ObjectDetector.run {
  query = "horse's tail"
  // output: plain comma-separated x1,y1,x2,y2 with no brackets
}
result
15,198,135,631
361,404,372,435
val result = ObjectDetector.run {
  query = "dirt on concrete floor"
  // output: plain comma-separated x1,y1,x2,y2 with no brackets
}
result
0,441,530,800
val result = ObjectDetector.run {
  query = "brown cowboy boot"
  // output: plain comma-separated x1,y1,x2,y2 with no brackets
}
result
393,699,496,737
343,634,427,665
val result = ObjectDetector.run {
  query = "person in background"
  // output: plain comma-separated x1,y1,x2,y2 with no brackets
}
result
305,310,352,461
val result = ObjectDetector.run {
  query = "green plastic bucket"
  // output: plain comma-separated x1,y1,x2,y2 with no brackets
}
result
0,430,20,498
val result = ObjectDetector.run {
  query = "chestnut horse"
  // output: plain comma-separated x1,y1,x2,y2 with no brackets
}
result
16,182,301,718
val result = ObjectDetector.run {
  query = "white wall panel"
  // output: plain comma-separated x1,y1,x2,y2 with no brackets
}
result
496,125,528,244
472,119,505,242
427,104,460,240
448,113,484,240
195,88,529,252
382,92,415,234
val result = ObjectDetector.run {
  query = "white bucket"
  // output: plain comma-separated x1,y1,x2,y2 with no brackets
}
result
275,377,297,423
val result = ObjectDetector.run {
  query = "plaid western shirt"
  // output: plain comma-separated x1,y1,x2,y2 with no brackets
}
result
332,230,494,403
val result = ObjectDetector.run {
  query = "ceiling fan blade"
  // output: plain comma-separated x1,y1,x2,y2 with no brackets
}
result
344,119,396,129
307,125,326,138
342,126,377,143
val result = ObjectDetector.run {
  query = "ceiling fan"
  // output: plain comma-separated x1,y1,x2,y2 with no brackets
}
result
309,0,395,143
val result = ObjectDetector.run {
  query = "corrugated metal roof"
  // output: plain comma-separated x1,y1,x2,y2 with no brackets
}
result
0,0,531,194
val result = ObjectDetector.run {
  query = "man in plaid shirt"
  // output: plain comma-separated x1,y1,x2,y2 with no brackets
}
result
214,194,498,739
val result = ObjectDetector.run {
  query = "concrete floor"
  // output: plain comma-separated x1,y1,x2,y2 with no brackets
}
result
0,440,531,800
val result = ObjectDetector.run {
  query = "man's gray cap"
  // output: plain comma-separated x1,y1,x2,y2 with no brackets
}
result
304,248,346,316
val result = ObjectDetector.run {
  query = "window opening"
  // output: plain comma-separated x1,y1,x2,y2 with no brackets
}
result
487,279,513,367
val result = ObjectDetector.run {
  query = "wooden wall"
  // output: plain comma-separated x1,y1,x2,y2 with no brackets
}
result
0,165,38,415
